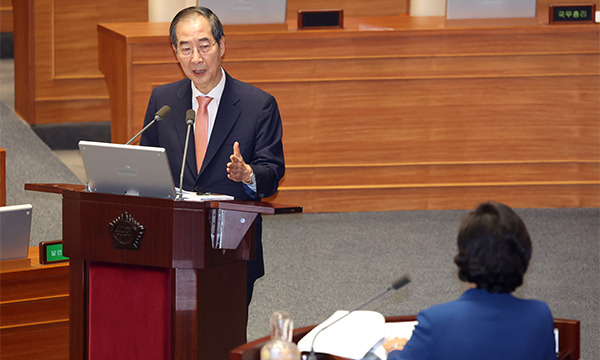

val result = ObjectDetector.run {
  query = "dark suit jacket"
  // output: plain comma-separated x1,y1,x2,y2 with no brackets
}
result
388,288,556,360
140,72,285,286
140,72,284,199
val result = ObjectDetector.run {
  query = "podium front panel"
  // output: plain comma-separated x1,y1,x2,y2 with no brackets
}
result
88,262,172,359
62,190,207,269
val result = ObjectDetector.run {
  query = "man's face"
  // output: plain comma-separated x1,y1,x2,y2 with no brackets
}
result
173,15,225,94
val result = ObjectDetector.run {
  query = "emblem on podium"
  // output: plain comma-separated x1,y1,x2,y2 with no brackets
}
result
108,212,145,250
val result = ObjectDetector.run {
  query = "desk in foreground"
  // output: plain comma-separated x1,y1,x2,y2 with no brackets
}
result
230,315,580,360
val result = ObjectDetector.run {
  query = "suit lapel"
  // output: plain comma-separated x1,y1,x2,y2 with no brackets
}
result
199,72,241,175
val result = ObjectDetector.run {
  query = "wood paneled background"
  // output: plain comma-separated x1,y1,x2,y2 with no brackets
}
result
12,0,148,126
10,0,600,212
99,19,599,212
207,23,600,212
12,0,597,126
0,0,13,32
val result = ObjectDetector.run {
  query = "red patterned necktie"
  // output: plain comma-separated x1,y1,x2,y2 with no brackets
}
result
195,96,213,173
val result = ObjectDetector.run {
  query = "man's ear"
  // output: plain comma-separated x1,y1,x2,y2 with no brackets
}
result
219,36,226,57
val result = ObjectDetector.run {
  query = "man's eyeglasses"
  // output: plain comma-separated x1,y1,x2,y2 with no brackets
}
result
177,41,217,57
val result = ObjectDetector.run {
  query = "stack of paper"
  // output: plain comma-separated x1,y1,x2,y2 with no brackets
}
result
297,311,417,360
176,189,234,202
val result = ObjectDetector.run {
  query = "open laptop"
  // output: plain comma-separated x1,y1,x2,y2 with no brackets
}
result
0,204,33,261
78,141,177,199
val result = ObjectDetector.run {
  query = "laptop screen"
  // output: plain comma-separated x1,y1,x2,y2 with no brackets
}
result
0,204,33,261
78,141,176,199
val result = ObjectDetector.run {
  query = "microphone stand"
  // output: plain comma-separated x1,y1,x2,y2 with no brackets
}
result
126,119,157,145
177,109,195,200
307,275,410,360
125,118,156,145
125,105,171,145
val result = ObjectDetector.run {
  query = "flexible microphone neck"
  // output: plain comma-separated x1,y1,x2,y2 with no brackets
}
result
307,275,411,360
125,105,171,145
177,109,195,200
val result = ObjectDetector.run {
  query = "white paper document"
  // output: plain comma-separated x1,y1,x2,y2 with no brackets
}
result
176,189,234,202
370,321,418,359
297,311,418,360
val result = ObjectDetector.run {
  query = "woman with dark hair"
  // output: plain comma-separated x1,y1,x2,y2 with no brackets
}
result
386,202,556,360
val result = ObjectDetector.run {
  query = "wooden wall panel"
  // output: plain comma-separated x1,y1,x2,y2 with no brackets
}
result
11,0,407,126
13,0,148,125
0,0,12,33
11,0,599,128
258,76,599,164
222,53,600,82
98,19,599,212
263,184,600,213
13,0,34,122
279,162,600,187
273,162,599,212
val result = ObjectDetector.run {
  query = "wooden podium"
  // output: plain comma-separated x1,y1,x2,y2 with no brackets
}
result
26,183,301,360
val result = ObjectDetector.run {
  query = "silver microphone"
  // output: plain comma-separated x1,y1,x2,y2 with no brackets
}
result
306,275,411,360
126,105,172,145
177,109,195,200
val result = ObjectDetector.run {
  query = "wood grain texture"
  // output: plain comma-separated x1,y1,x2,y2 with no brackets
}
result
1,296,69,327
0,247,69,360
56,188,277,359
98,18,600,212
0,0,12,32
13,0,35,123
12,0,148,125
0,322,69,360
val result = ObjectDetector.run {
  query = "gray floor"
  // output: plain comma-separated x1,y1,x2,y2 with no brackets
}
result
0,58,86,181
1,58,599,359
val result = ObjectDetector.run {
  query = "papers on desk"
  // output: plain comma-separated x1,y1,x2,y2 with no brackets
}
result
176,189,234,202
371,321,418,359
297,310,418,360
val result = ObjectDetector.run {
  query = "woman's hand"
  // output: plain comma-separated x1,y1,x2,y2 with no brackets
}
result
383,337,408,353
